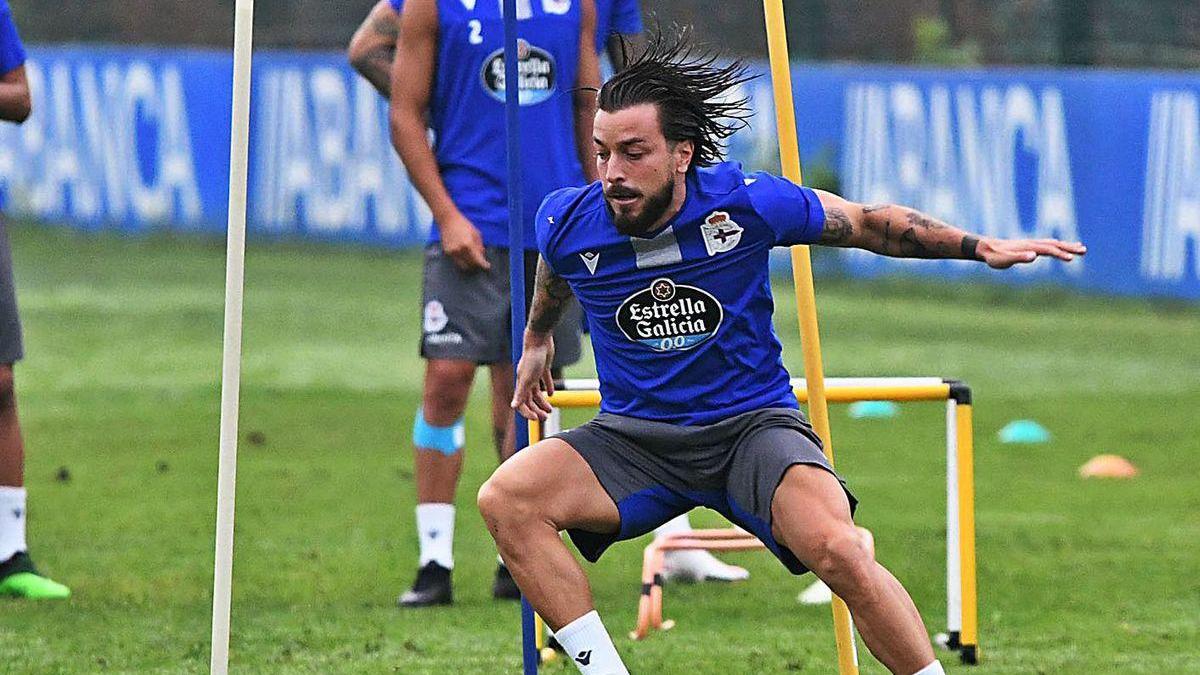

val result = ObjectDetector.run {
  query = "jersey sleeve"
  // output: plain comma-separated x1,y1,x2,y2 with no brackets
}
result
0,5,26,75
534,188,570,273
609,0,643,35
745,172,827,247
388,0,405,14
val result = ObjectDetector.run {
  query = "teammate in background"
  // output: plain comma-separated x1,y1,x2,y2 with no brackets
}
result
386,0,598,607
351,0,747,587
348,0,645,97
483,33,1085,674
0,0,69,601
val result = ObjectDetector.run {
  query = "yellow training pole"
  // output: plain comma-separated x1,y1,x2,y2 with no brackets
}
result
762,2,859,673
955,404,980,663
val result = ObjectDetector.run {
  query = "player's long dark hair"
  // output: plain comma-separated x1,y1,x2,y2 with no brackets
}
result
598,28,757,168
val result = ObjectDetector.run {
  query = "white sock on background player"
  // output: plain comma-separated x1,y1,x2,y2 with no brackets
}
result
555,610,629,675
654,514,749,582
0,486,27,562
912,661,946,675
415,502,454,569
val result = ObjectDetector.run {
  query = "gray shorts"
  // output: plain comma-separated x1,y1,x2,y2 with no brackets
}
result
420,245,582,367
557,407,857,575
0,217,23,364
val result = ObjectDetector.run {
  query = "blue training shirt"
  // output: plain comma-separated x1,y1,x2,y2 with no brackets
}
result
392,0,587,248
0,0,26,76
537,162,827,426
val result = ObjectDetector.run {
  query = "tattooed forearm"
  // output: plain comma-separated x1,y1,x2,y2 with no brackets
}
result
858,204,984,261
819,208,854,245
349,10,400,97
527,257,574,335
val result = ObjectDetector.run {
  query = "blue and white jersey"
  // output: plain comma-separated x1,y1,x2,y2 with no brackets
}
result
0,0,26,76
392,0,587,248
537,162,827,425
594,0,641,48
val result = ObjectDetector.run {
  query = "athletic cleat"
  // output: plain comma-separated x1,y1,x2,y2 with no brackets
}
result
660,549,750,583
398,562,452,607
491,563,521,601
0,552,70,600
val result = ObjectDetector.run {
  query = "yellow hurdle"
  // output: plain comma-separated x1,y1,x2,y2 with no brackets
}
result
762,1,859,671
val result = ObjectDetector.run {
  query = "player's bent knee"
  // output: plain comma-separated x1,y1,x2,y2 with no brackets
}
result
412,408,464,455
809,529,877,599
477,474,535,531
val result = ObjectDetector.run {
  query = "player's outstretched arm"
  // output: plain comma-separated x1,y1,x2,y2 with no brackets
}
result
348,0,401,98
512,258,574,421
0,65,30,123
813,190,1086,269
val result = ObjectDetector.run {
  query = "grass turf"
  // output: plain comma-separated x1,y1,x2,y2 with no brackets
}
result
0,224,1197,673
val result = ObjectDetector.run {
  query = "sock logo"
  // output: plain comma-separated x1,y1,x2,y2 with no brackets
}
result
574,650,592,666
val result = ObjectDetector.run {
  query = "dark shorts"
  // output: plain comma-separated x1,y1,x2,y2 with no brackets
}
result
420,245,582,367
0,217,22,364
557,407,857,575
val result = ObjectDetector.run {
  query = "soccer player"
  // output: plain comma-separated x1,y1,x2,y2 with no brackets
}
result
348,0,645,97
386,0,599,607
0,0,69,600
482,33,1085,674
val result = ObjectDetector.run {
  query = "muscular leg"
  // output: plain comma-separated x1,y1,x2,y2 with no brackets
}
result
0,365,22,487
414,359,474,503
771,464,935,674
477,438,619,629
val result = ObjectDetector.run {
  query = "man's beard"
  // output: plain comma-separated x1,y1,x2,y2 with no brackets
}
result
607,179,675,236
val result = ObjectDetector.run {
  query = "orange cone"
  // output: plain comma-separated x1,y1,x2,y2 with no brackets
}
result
1079,454,1139,479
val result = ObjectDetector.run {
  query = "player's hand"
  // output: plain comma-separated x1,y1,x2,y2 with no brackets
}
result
511,332,556,421
439,215,492,272
978,237,1087,269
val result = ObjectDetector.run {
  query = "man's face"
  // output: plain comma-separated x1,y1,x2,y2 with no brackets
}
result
593,104,692,235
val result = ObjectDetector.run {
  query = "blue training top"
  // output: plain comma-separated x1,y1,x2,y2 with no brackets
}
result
391,0,641,55
537,162,827,425
0,0,26,76
390,0,587,248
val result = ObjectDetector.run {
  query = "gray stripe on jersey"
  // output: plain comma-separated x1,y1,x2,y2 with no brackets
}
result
631,227,683,269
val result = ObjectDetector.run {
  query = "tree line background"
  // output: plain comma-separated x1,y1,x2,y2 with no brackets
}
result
9,0,1200,69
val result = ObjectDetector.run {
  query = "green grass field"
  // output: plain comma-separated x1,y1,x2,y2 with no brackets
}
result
0,224,1197,674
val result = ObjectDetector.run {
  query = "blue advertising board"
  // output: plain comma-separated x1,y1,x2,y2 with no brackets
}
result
0,45,1196,299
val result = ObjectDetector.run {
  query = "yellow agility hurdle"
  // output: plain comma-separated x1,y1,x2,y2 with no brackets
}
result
530,376,980,666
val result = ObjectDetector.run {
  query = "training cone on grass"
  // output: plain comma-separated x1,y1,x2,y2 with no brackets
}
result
998,419,1051,444
848,400,899,419
1079,454,1139,479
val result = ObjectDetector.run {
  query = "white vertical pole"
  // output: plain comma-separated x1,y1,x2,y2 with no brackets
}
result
210,0,255,672
946,399,963,639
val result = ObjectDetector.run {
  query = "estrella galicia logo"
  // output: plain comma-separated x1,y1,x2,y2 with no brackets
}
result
616,278,724,352
481,39,556,105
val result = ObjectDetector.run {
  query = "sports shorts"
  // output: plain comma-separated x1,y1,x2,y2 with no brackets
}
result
0,217,23,364
420,244,582,367
556,407,857,575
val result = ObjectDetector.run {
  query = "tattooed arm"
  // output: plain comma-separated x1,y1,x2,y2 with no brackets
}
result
813,190,1086,269
512,257,575,421
348,0,401,98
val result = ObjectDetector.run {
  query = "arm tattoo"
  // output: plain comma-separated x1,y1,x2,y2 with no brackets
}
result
528,257,574,335
370,15,400,40
819,207,854,245
863,204,982,260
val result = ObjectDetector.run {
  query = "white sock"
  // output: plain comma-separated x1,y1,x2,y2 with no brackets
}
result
653,513,692,538
0,486,27,562
555,610,629,675
912,661,945,675
415,503,454,569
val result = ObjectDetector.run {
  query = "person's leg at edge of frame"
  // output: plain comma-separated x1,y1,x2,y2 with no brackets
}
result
477,438,630,675
0,364,69,599
487,361,523,600
771,464,943,675
399,358,475,608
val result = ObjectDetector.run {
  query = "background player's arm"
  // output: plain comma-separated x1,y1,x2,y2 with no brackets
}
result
390,0,490,271
0,65,29,123
813,190,1086,269
348,0,401,98
575,0,601,183
512,257,573,420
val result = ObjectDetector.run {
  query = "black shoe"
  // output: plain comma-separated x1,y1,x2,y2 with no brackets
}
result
492,563,521,601
398,562,452,607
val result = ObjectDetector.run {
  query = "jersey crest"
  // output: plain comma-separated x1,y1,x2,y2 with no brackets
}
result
701,211,744,256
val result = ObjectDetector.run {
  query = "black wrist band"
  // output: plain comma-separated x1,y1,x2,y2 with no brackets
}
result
961,235,982,261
